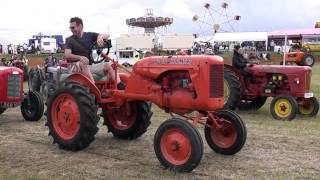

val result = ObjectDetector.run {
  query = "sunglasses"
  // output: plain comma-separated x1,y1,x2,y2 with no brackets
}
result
69,26,75,30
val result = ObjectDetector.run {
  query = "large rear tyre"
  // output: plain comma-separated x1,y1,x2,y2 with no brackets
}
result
205,110,246,155
223,68,241,110
270,94,298,121
21,91,44,121
103,101,153,139
297,97,319,117
46,81,99,151
301,55,315,67
238,97,267,111
154,118,203,172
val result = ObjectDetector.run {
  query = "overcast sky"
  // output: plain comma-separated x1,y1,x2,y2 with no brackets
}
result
0,0,319,44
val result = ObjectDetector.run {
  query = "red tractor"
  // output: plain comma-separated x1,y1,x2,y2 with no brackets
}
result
0,66,44,121
45,41,247,172
224,64,319,120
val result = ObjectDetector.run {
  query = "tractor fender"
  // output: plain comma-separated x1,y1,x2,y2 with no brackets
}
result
66,73,101,98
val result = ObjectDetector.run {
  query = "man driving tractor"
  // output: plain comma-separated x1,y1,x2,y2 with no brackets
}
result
65,17,120,86
232,45,253,81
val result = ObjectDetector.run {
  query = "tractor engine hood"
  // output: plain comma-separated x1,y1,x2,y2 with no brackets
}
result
133,55,224,79
246,65,311,76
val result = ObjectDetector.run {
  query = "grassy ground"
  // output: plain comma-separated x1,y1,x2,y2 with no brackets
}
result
0,56,319,179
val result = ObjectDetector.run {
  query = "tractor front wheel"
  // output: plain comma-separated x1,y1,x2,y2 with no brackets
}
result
46,81,99,151
205,110,247,155
103,101,152,139
154,118,203,172
270,94,298,121
297,97,319,117
21,91,44,121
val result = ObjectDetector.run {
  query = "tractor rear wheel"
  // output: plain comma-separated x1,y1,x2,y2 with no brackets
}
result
154,118,203,172
297,97,319,117
223,68,241,110
301,55,315,67
270,94,298,121
21,91,44,121
103,101,152,139
205,110,246,155
238,97,267,111
0,108,6,115
46,81,99,151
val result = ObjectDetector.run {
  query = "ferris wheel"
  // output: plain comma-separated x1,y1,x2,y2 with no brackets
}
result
192,2,241,38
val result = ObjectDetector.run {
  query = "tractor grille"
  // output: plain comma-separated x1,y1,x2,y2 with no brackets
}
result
7,74,21,98
209,64,223,98
305,70,311,91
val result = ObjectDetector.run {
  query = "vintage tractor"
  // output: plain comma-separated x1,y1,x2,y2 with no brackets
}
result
283,50,315,67
0,66,44,121
224,64,319,120
45,41,247,172
29,59,68,100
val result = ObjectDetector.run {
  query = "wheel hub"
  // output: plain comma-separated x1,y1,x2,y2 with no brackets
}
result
160,128,191,165
51,94,80,140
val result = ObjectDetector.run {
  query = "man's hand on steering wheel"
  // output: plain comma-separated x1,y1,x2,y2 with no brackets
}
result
90,38,112,64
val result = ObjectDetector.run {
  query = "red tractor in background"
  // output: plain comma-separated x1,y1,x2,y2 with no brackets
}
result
0,66,44,121
224,64,319,120
45,41,247,172
283,49,315,67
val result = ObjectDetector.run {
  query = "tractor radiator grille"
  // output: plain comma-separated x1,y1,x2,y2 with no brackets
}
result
305,70,311,91
209,64,224,98
7,74,21,98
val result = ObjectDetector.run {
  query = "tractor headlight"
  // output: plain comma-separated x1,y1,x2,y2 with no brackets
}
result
278,75,283,81
272,75,277,81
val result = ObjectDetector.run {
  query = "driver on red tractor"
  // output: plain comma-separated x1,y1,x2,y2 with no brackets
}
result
232,45,254,84
64,17,121,88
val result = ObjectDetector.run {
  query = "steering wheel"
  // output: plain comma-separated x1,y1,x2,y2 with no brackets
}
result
90,39,112,64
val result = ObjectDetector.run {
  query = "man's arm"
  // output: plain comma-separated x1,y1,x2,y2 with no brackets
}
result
64,49,89,64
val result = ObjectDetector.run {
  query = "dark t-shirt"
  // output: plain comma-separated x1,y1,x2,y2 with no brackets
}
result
65,32,99,63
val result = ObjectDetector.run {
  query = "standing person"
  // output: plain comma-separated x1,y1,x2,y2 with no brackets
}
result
65,17,120,85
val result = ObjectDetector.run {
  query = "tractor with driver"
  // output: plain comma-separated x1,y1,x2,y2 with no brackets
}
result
224,63,319,121
0,66,44,121
45,40,247,172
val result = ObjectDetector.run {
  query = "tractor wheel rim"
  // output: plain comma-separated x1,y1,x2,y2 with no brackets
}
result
160,128,191,165
51,93,80,140
211,119,237,149
108,103,137,130
274,99,292,118
299,99,314,115
305,57,313,65
223,80,230,105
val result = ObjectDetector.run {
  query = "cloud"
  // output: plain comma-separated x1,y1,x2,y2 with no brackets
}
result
163,0,194,19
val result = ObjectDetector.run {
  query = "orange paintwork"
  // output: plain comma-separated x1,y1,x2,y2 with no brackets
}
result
285,51,305,63
66,55,225,115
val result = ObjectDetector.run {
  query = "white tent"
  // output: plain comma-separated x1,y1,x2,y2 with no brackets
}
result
213,32,268,50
